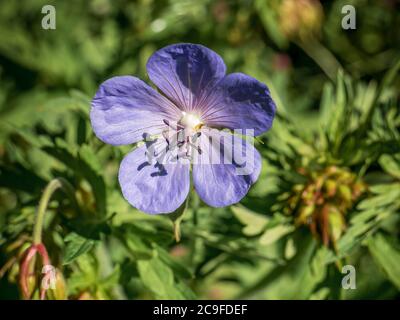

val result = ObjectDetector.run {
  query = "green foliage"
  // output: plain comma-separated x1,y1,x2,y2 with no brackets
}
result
0,0,399,300
368,233,400,290
63,232,97,265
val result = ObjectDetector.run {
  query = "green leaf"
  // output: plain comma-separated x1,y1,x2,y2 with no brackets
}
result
63,232,96,265
42,140,107,216
238,233,327,299
357,184,400,210
325,206,392,263
259,224,294,246
379,154,400,179
125,232,154,260
254,0,288,49
137,256,195,299
156,245,193,279
367,233,400,289
231,205,269,236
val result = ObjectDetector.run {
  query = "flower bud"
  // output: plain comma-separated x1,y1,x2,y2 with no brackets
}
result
279,0,323,40
46,269,67,300
338,185,352,203
288,165,366,247
296,204,315,225
25,274,38,300
328,208,346,244
352,181,367,200
324,179,337,198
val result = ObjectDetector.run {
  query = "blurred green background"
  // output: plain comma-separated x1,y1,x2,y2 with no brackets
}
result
0,0,399,300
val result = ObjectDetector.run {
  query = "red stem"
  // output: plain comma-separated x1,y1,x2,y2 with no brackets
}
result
19,244,51,300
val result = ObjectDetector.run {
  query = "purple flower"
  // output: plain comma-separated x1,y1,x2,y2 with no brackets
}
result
90,43,276,214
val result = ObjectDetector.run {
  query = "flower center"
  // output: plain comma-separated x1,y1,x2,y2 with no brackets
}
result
178,112,203,132
160,112,203,161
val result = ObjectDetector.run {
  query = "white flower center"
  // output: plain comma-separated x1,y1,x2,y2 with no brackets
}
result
178,112,203,131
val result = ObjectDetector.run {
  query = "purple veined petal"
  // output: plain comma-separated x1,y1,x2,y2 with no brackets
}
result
146,43,226,112
118,141,190,214
201,73,276,136
192,129,262,207
90,76,181,146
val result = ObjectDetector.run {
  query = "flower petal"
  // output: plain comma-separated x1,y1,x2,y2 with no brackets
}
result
118,142,190,214
90,76,181,145
201,73,276,136
146,43,226,112
192,129,261,207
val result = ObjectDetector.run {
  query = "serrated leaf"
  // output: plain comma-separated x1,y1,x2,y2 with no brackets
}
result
63,232,96,265
379,154,400,179
357,186,400,210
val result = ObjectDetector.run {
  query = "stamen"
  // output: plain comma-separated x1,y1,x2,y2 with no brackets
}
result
195,146,202,155
163,119,184,131
162,130,170,145
192,132,201,143
160,115,204,162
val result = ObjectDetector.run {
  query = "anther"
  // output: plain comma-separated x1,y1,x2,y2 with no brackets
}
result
163,119,184,131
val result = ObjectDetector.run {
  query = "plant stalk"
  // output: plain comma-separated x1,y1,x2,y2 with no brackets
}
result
32,178,77,245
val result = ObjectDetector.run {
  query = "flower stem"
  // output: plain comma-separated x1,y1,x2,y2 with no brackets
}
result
190,192,200,269
173,222,181,243
295,37,342,81
173,198,188,242
170,194,189,242
32,178,77,245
